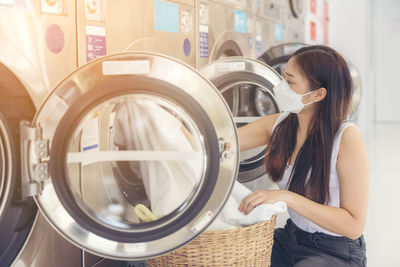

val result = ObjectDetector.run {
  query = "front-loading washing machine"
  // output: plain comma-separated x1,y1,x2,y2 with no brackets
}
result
201,57,281,188
196,0,255,69
18,52,239,263
0,1,83,266
258,42,362,120
200,56,290,227
254,0,306,58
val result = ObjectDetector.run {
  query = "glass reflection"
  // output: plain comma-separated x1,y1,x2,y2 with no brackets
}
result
66,94,205,229
222,84,278,126
220,83,279,182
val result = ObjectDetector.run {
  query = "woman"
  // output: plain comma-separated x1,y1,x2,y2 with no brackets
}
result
238,45,369,266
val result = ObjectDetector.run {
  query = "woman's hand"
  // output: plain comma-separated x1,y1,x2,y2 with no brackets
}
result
238,190,288,215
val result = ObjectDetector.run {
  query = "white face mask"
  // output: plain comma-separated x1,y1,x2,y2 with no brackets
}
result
273,80,314,113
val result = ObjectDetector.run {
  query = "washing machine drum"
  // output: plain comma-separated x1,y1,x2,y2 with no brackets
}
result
22,53,238,260
201,57,282,183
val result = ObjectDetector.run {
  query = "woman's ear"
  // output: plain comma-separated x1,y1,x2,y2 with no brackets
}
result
312,87,327,102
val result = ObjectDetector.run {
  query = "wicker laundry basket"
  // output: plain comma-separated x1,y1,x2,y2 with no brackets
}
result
148,214,276,267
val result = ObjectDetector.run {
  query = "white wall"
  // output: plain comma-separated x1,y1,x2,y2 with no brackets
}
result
327,0,372,134
328,1,400,266
372,0,400,122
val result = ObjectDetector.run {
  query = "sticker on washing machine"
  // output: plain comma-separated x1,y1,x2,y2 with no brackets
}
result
180,9,193,34
217,62,246,72
0,0,31,10
274,23,283,41
154,0,179,33
81,115,99,154
41,0,64,15
102,60,150,75
199,24,209,58
199,2,209,25
86,25,106,62
124,242,147,252
323,0,329,44
310,0,317,15
256,35,262,57
234,10,247,33
310,21,316,41
85,0,103,22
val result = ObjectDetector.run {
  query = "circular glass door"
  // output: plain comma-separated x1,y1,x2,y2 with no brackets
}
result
26,53,238,260
201,57,282,183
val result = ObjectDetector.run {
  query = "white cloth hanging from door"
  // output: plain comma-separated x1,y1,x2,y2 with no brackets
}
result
114,98,202,217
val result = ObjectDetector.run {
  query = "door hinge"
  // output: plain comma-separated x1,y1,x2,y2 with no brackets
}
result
218,138,233,162
20,121,50,198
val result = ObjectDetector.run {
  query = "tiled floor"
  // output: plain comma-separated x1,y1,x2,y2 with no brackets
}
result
364,123,400,267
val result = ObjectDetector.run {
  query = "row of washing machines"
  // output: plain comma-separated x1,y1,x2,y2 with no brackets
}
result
0,0,361,266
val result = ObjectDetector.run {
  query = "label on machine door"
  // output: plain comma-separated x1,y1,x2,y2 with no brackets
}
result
102,60,150,75
81,115,99,155
217,62,246,72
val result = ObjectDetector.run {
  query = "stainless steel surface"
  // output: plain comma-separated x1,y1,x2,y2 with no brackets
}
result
196,0,253,69
27,52,238,260
0,1,80,266
76,0,196,68
255,0,306,54
201,56,281,183
11,213,81,267
0,0,77,108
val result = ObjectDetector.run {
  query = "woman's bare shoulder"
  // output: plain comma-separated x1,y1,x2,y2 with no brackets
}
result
338,124,367,156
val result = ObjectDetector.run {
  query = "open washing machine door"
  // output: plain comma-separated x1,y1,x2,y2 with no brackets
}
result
20,52,239,260
201,57,282,183
258,43,362,120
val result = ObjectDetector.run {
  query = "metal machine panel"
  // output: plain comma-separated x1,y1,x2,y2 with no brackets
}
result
0,0,77,106
196,0,254,69
0,1,82,266
76,0,196,67
201,57,281,183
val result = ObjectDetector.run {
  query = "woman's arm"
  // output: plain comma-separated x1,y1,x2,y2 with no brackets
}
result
239,126,370,239
237,113,281,151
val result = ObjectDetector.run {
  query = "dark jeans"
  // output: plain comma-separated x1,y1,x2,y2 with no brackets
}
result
271,219,367,267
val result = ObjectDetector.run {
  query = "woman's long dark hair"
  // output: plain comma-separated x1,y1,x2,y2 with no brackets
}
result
265,45,352,205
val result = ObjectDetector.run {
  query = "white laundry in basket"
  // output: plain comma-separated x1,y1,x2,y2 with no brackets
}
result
207,181,287,231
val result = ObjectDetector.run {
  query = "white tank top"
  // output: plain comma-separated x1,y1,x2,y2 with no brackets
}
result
272,112,355,236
